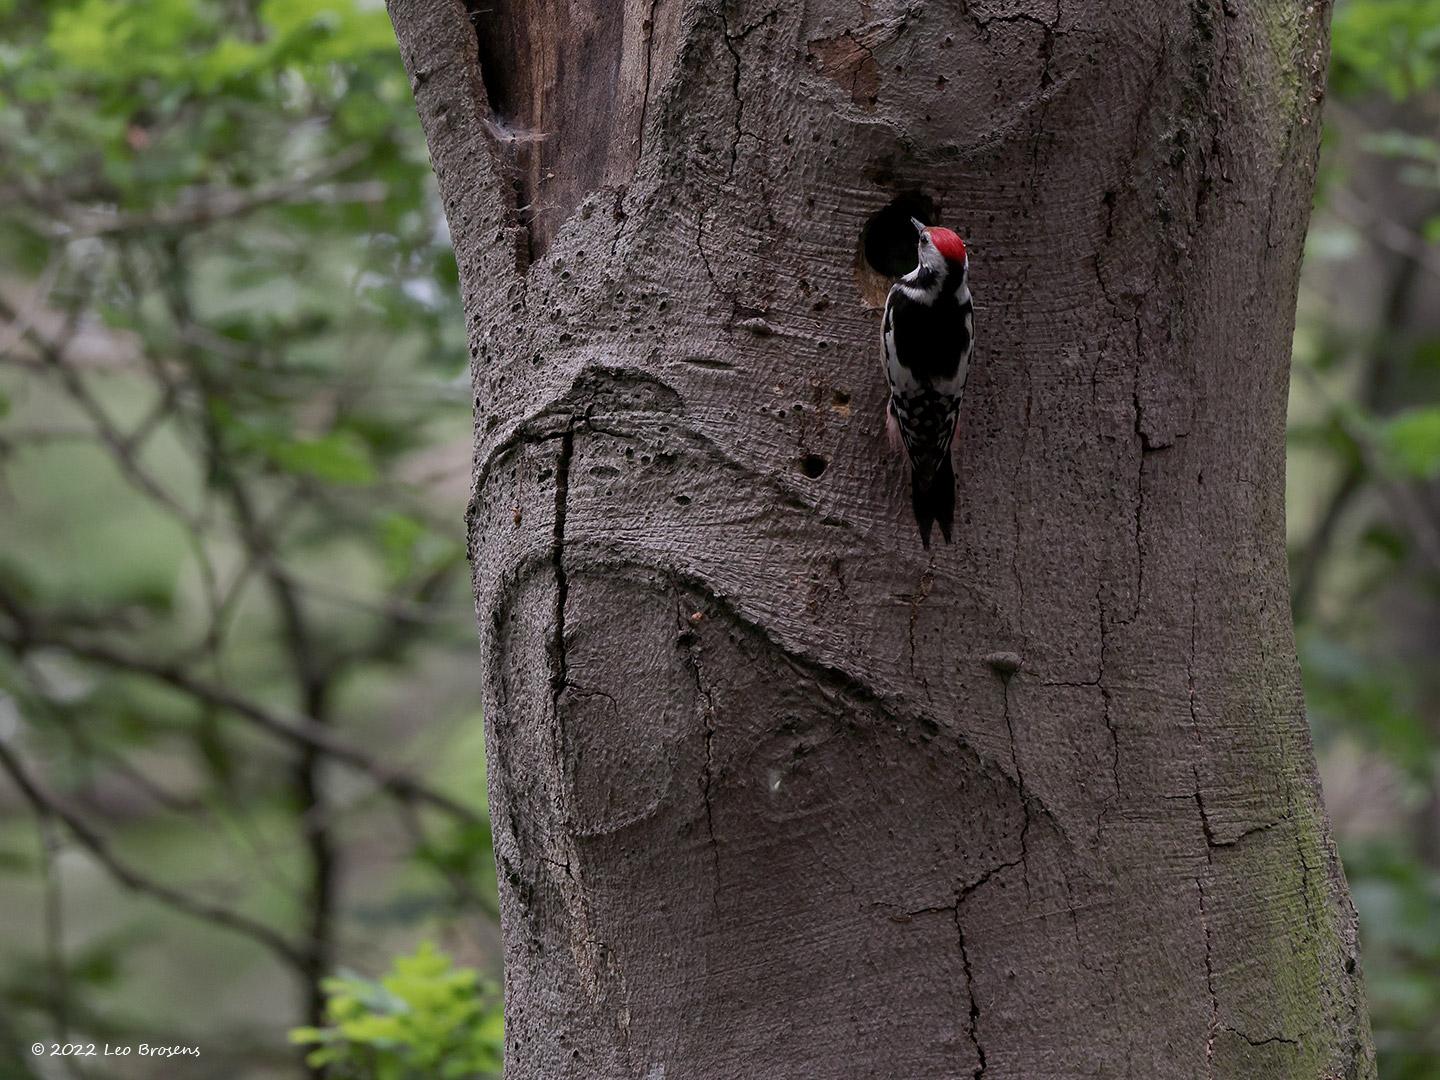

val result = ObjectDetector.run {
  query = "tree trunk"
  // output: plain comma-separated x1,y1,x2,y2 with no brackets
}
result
387,0,1374,1075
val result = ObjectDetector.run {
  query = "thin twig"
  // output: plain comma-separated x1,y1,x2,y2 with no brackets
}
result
0,252,64,358
0,292,205,533
0,740,310,971
1295,365,1440,577
52,146,382,238
0,603,479,825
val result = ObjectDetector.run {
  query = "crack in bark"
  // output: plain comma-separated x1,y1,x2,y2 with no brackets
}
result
1196,873,1219,1078
676,595,722,917
717,6,747,181
1000,677,1034,901
1208,813,1292,848
549,421,576,707
1129,407,1148,618
637,0,662,161
1192,779,1219,848
1294,817,1319,938
1183,575,1284,846
959,0,1062,37
1187,567,1211,841
546,418,577,878
890,852,1025,924
1190,558,1222,1075
598,187,626,266
954,903,988,1079
905,562,935,678
1024,2,1061,191
959,854,1025,907
695,202,726,300
1225,1029,1300,1048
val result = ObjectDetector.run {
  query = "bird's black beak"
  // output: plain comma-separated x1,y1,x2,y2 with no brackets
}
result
910,216,926,235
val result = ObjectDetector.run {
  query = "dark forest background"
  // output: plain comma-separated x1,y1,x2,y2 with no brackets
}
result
0,1,1436,1076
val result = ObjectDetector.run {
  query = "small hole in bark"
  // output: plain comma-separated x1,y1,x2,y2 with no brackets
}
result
833,388,851,405
800,454,829,479
674,494,691,505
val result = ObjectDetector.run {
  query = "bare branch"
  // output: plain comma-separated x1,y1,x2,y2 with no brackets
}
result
0,599,481,826
0,739,310,972
0,253,64,359
1295,365,1440,577
48,147,385,239
0,292,205,533
1329,187,1440,282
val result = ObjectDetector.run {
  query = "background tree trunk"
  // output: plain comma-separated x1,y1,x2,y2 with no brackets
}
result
387,0,1374,1074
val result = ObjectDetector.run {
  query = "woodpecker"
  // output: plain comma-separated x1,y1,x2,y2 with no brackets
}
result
882,217,974,548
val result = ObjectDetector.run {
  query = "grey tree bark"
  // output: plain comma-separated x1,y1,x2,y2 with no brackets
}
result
386,0,1374,1075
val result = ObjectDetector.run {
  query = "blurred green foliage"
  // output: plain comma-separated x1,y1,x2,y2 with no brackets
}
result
1331,0,1440,99
0,0,491,1076
1294,0,1440,1076
290,942,502,1080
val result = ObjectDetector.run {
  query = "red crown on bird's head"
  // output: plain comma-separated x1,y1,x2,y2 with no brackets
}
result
926,227,967,264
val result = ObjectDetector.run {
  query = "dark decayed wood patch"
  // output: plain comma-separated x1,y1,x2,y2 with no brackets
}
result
464,0,680,260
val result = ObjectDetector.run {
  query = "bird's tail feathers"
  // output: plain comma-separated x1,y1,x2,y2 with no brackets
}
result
911,455,955,549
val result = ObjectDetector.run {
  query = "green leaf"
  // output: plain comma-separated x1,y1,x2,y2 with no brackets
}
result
1380,407,1440,479
263,431,377,485
291,942,503,1078
1332,0,1440,99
